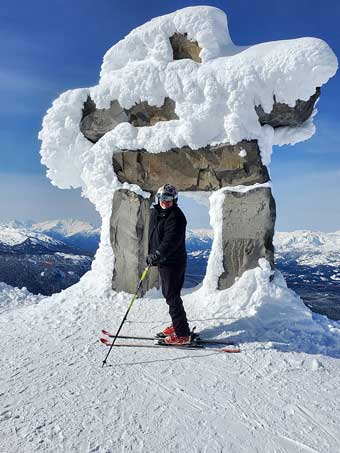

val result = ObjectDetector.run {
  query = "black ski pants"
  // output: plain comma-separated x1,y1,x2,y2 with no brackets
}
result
158,262,190,337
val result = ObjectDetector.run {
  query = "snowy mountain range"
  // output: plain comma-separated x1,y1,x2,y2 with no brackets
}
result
274,230,340,269
0,219,100,254
0,221,95,296
0,221,339,319
273,231,340,320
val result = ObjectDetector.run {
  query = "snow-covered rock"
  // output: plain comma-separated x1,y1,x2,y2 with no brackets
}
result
39,6,337,190
38,5,337,296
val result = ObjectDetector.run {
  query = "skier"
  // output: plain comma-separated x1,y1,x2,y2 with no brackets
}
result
146,184,191,345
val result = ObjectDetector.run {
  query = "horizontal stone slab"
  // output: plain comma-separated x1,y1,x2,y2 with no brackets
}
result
112,141,269,191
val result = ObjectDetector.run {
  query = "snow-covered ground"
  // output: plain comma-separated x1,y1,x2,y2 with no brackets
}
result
1,261,340,452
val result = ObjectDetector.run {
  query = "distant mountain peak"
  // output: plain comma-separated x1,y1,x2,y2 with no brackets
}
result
274,230,340,250
187,228,214,239
0,219,35,229
32,219,100,237
0,226,62,247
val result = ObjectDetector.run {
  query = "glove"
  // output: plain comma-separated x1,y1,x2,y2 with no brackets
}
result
146,251,161,265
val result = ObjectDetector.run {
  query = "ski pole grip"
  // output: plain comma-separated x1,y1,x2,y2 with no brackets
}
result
141,264,152,281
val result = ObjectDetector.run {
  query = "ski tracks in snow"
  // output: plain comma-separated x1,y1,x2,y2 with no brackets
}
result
1,293,340,452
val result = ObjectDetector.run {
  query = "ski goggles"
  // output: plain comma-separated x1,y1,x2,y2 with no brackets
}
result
158,194,175,201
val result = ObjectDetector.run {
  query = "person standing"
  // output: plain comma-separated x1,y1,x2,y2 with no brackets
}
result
146,184,191,345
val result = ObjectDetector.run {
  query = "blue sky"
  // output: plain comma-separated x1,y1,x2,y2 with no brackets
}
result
1,0,339,230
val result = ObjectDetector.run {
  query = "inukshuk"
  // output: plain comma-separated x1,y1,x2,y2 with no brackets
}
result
39,7,337,294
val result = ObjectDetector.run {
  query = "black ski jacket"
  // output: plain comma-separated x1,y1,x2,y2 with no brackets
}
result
148,203,187,266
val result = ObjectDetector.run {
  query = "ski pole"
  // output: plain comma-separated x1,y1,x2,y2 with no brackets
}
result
102,263,152,367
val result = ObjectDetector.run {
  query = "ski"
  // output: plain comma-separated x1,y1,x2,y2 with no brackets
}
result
101,329,236,346
100,337,241,353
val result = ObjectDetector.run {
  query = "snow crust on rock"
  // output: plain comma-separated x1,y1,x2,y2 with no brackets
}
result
186,258,340,351
39,6,338,190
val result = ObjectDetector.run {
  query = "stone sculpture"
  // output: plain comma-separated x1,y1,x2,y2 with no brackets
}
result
77,32,320,294
40,7,336,296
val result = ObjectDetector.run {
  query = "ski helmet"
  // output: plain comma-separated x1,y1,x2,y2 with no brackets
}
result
156,184,178,202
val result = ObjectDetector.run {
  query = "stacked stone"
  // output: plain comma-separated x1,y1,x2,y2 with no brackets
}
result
79,33,319,294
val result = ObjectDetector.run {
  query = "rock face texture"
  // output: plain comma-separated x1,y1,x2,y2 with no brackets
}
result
255,88,320,128
125,97,178,127
169,33,202,62
218,187,276,289
80,97,128,143
110,190,159,294
80,96,178,143
112,141,269,191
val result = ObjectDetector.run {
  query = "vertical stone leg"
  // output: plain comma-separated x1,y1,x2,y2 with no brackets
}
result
218,187,276,289
110,189,159,294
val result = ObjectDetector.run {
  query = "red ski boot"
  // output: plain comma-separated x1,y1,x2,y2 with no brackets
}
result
156,325,175,338
164,332,191,345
